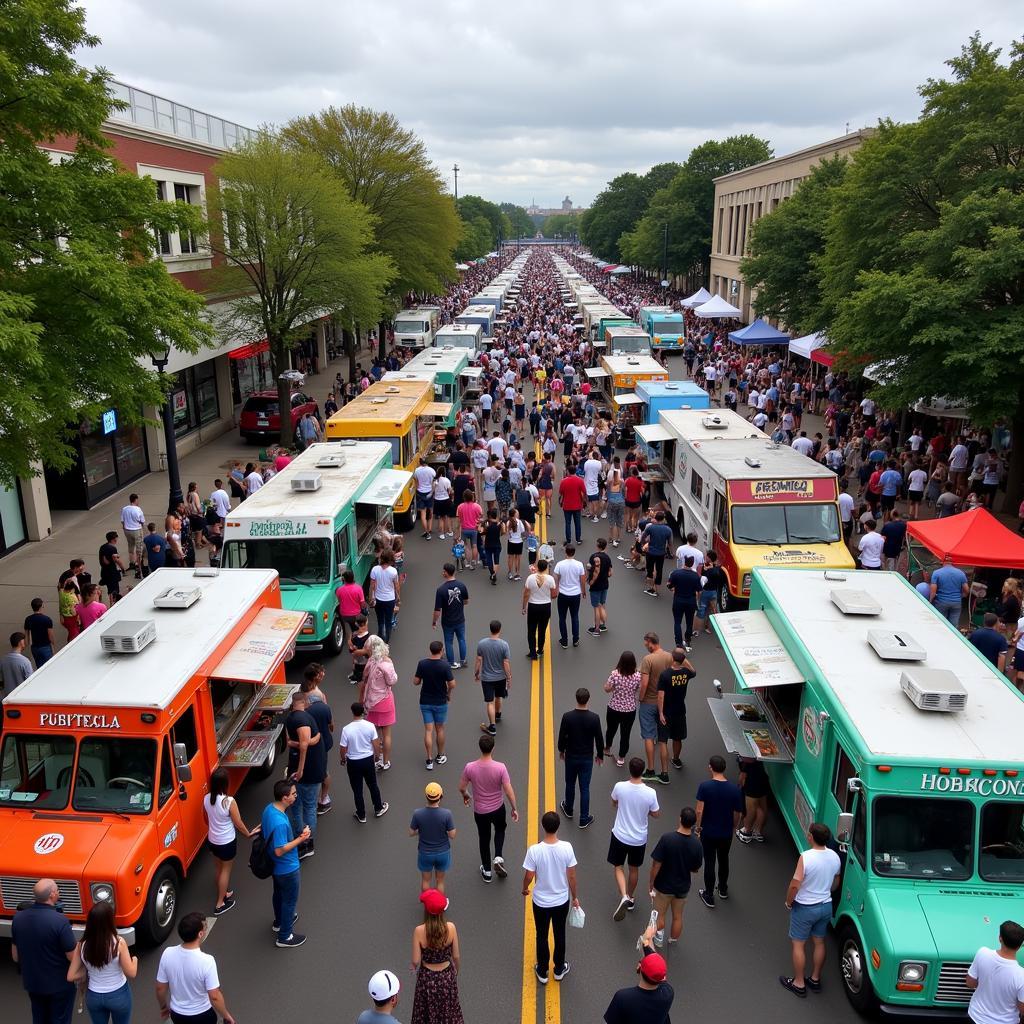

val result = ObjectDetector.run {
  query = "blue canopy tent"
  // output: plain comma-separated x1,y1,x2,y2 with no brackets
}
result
728,318,790,345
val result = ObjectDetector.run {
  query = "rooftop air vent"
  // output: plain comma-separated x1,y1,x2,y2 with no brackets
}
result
338,438,357,446
744,456,761,468
153,587,202,610
385,386,401,394
370,397,388,404
665,383,678,390
830,589,883,616
315,453,346,469
868,629,925,661
900,667,968,713
627,359,640,365
100,620,156,654
290,472,322,492
702,416,727,430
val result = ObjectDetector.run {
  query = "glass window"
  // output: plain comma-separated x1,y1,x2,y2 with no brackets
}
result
690,470,703,503
335,527,351,571
355,436,401,463
72,737,157,814
785,502,841,544
172,706,199,763
155,97,174,135
81,424,116,492
714,491,728,541
195,361,219,425
980,802,1024,882
221,537,331,584
210,679,258,750
731,503,840,545
851,794,867,867
114,424,147,482
130,89,155,128
0,482,26,549
0,734,77,809
832,746,858,811
158,738,174,808
872,797,973,880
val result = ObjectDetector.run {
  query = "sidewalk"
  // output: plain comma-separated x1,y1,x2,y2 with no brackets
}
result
0,351,360,653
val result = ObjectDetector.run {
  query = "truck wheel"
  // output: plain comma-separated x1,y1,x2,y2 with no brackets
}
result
838,922,879,1015
138,863,179,947
326,614,344,656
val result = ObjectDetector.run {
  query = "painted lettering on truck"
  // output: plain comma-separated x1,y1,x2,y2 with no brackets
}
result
248,519,308,538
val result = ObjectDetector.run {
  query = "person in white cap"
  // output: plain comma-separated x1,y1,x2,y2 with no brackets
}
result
358,969,402,1023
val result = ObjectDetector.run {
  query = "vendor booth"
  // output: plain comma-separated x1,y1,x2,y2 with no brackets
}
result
728,319,790,346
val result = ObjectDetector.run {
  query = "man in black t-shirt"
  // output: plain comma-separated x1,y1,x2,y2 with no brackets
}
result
284,690,324,857
649,806,703,947
414,640,455,770
666,558,701,648
603,920,674,1024
586,537,614,637
695,550,726,635
432,563,470,668
98,532,125,604
656,649,695,770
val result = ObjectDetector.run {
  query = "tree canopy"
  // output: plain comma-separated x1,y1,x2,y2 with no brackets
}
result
0,0,212,482
455,195,510,260
541,212,581,239
500,202,535,238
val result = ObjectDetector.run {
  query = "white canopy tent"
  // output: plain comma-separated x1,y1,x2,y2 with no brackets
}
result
694,294,741,319
788,332,828,359
681,287,712,308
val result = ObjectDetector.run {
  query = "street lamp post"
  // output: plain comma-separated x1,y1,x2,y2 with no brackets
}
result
453,163,459,201
150,338,184,514
662,223,669,294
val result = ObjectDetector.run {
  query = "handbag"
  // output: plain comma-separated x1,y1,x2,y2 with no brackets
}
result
568,903,585,929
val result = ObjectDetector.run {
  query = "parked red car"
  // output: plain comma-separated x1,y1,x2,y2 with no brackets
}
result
239,390,317,442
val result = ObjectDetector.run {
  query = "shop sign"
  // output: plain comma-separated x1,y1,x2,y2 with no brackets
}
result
761,549,828,565
921,773,1024,796
729,478,837,503
248,519,310,538
39,712,121,729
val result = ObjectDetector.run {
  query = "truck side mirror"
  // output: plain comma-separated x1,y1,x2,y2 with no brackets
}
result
836,811,855,847
173,742,192,783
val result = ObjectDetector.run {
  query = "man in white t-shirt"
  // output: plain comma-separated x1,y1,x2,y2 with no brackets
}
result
965,921,1024,1024
838,482,856,545
675,533,704,574
413,459,437,539
553,546,587,649
486,432,508,463
610,758,661,922
857,520,884,569
210,480,232,522
583,450,604,521
948,436,970,494
479,390,493,425
791,432,814,457
522,810,579,984
156,911,235,1024
119,494,146,575
244,464,264,496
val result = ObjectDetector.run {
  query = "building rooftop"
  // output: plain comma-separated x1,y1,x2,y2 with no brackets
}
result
713,129,873,184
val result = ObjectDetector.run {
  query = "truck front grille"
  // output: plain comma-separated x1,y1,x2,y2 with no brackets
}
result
0,877,83,914
935,962,971,1003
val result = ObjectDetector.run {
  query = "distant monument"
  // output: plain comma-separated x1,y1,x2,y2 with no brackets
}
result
525,195,587,229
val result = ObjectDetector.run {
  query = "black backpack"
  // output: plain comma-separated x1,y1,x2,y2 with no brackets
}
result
248,833,274,880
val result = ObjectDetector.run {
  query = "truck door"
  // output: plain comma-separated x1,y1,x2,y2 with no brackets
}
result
156,704,207,863
824,742,867,916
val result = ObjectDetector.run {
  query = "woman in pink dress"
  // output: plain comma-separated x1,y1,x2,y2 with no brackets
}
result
360,635,397,770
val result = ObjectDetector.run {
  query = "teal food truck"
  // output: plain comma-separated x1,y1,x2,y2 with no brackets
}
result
383,345,474,429
222,443,411,655
709,567,1024,1015
646,311,687,350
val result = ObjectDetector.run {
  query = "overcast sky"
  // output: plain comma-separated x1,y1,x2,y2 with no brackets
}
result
78,0,1019,209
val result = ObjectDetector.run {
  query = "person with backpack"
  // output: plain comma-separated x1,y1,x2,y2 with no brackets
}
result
258,779,309,948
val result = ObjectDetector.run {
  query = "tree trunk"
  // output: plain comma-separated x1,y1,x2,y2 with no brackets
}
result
377,320,388,363
270,333,294,448
1001,401,1024,516
343,325,356,383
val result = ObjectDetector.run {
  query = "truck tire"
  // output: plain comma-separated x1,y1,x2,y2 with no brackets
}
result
325,614,344,656
837,921,879,1015
138,862,179,947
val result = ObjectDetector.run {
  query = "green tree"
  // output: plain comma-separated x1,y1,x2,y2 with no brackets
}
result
207,134,392,445
541,212,580,239
500,202,535,238
456,195,511,247
819,35,1024,503
0,0,212,483
740,156,849,331
454,214,493,262
579,173,647,262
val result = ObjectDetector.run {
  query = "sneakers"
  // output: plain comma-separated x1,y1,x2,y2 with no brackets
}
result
626,898,636,912
481,723,497,735
643,588,658,597
553,962,571,981
578,815,594,828
480,865,493,883
493,856,507,878
736,828,753,844
572,639,580,647
214,897,235,916
495,712,502,723
534,965,548,985
380,761,391,771
276,933,307,948
559,799,573,819
558,639,568,649
316,800,333,816
451,661,462,670
670,757,684,770
425,759,434,771
586,626,600,637
436,753,448,765
615,757,625,767
753,831,766,843
641,769,657,781
779,976,807,998
297,841,315,860
422,531,431,540
599,623,608,632
698,888,715,909
716,886,729,901
353,813,367,824
613,895,631,922
654,928,665,947
375,802,390,818
657,772,670,785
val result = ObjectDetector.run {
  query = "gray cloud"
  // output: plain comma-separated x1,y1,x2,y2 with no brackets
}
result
80,0,1020,206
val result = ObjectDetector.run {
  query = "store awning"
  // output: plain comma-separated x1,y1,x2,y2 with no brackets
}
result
424,402,453,419
612,393,645,407
711,611,805,688
634,423,673,444
359,468,413,506
694,295,742,319
212,608,306,685
229,340,269,360
585,367,610,380
728,318,790,346
789,332,827,360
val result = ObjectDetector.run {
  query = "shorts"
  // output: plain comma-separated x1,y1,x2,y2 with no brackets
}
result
607,833,647,867
638,704,659,741
1015,647,1024,672
587,493,600,504
589,589,608,608
908,490,924,504
657,713,687,743
420,703,448,725
417,849,451,873
481,677,508,703
879,494,897,511
697,590,717,618
625,499,643,510
416,492,434,511
653,890,689,915
607,501,625,527
507,542,524,555
207,838,237,861
434,499,454,518
462,529,479,547
788,900,833,940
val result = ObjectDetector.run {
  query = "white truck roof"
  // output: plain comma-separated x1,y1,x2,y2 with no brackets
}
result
602,355,666,375
687,437,836,480
436,323,482,338
400,347,469,375
227,442,392,522
661,408,768,443
756,568,1024,761
5,569,282,709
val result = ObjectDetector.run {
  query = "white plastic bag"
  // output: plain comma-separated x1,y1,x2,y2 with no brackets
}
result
568,903,585,929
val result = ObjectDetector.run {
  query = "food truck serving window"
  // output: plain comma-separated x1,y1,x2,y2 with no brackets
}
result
72,738,157,814
0,735,76,809
872,797,973,880
980,803,1024,883
731,503,839,545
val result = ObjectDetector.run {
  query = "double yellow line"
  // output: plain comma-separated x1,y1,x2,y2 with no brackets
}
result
520,488,560,1023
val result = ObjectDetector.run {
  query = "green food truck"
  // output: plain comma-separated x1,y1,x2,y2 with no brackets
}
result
709,566,1024,1015
222,442,411,655
383,345,474,429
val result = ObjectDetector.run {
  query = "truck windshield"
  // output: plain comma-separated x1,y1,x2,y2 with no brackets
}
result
221,537,332,584
731,503,840,545
361,436,401,463
980,802,1024,882
395,320,428,334
872,796,973,880
72,738,157,814
650,321,680,335
0,734,76,809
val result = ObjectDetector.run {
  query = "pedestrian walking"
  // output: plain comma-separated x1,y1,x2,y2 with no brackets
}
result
505,507,529,580
282,689,324,858
460,733,519,883
964,921,1024,1024
433,563,469,669
666,557,701,650
640,512,673,598
480,508,504,584
202,767,256,916
609,757,661,921
694,550,725,635
695,754,745,908
361,635,397,770
602,918,673,1024
523,559,557,659
410,783,457,893
119,493,146,578
413,457,436,539
24,597,55,667
1,631,33,698
67,902,137,1024
522,812,579,985
586,537,613,637
558,462,587,545
260,779,308,948
557,687,604,829
359,970,402,1024
603,650,641,767
638,633,673,784
553,544,587,649
475,619,511,735
340,702,389,823
299,664,334,814
648,806,703,948
410,889,464,1024
369,550,401,643
10,879,76,1024
155,911,235,1022
657,648,695,771
414,641,455,770
779,823,842,998
456,489,483,568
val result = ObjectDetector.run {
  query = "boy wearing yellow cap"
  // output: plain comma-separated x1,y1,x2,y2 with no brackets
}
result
410,783,458,893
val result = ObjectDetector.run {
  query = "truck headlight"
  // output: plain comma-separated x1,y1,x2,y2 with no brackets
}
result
90,882,115,907
302,613,315,634
741,573,752,594
898,961,927,983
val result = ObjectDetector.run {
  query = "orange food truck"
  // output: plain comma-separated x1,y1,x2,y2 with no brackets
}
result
0,568,305,945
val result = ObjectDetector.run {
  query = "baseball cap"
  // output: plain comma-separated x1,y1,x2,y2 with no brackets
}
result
368,969,400,1001
639,952,667,983
425,782,443,800
420,888,449,915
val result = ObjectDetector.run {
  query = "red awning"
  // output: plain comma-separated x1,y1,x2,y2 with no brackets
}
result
810,348,834,367
229,340,269,360
600,264,620,274
907,508,1024,569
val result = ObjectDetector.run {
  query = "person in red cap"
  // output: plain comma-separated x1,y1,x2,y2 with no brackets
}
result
411,889,464,1024
602,916,674,1023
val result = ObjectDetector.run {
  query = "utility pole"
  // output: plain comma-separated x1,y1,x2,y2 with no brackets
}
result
453,163,459,201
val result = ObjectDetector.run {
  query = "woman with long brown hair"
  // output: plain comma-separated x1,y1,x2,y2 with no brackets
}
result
410,888,463,1024
202,766,257,916
67,901,137,1023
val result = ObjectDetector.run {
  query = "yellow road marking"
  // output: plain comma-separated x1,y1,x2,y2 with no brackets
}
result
520,599,541,1024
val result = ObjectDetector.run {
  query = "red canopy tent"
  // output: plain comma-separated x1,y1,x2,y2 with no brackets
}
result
906,508,1024,568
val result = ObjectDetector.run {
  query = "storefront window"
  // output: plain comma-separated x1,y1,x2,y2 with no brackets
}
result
0,482,26,553
115,424,148,481
173,361,220,437
81,424,117,493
